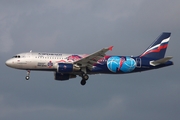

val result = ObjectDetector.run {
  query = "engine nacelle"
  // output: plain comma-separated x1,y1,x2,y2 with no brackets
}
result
54,72,76,81
57,63,80,73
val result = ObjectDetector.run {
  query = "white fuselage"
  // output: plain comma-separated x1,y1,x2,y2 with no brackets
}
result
5,52,86,71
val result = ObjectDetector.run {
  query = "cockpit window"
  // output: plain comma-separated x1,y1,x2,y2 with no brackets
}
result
12,55,20,58
12,56,17,58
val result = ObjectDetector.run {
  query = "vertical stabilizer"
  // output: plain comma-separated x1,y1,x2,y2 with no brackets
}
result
140,32,171,59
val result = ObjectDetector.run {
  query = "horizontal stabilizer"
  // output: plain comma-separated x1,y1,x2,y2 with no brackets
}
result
150,56,173,66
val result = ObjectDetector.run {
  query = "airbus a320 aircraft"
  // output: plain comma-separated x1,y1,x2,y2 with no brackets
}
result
5,33,173,85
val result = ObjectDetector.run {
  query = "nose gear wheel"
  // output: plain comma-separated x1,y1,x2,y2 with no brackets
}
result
25,70,30,80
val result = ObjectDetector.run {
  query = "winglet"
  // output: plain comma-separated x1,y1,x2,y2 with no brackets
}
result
108,46,113,51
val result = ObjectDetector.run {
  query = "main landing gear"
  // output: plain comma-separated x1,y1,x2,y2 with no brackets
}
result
80,73,89,86
25,70,30,80
80,67,89,86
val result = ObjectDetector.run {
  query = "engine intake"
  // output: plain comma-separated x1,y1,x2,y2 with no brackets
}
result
57,63,80,73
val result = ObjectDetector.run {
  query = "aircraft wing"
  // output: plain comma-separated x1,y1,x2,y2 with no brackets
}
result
74,46,113,70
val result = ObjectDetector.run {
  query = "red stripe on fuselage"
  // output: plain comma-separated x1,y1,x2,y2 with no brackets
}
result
118,57,125,71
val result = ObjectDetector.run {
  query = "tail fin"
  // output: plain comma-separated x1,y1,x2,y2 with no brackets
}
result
140,32,171,59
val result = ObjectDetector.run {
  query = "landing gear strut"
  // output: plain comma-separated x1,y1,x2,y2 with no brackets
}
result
80,73,89,86
25,70,30,80
80,67,89,86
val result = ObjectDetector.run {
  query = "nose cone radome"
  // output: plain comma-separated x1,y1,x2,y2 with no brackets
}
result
5,59,12,67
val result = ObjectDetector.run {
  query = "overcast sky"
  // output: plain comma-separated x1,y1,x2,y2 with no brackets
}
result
0,0,180,120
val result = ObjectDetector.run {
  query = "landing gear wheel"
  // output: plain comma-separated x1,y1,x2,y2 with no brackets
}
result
25,70,30,80
25,76,30,80
80,80,86,86
82,74,89,80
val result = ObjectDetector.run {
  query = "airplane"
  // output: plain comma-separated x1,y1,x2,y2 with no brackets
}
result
5,32,173,85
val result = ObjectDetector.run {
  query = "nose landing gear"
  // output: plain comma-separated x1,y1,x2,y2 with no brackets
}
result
25,70,30,80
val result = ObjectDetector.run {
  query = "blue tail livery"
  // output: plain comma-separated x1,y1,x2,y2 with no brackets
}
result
140,32,170,59
5,32,173,85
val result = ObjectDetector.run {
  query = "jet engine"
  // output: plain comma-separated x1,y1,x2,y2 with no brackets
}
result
57,63,80,73
54,72,76,81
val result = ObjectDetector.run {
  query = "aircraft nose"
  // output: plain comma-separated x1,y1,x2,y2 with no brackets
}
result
5,59,12,67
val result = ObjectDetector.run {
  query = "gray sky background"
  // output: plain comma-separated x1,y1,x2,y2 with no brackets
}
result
0,0,180,120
